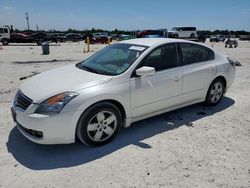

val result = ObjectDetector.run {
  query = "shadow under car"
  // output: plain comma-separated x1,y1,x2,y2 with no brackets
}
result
6,97,235,170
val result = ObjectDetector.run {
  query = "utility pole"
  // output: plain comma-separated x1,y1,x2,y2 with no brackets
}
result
36,25,39,31
25,12,30,30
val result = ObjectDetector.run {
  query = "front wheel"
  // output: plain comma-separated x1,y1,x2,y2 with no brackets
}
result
1,38,9,45
205,79,225,106
76,102,122,146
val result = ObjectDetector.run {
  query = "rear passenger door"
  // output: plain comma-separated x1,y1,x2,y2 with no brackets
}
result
178,43,216,103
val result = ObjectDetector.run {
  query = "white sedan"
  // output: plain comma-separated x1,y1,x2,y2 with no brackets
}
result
11,38,235,146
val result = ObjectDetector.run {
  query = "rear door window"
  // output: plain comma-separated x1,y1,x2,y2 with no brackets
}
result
180,43,214,65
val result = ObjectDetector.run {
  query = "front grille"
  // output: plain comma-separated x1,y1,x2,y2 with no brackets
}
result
14,90,33,110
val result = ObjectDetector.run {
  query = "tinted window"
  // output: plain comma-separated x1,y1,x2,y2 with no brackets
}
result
4,28,8,33
0,28,3,33
181,27,196,31
180,43,214,65
171,27,180,31
143,43,178,71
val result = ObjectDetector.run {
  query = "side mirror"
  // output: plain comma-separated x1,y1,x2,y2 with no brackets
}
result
136,66,155,77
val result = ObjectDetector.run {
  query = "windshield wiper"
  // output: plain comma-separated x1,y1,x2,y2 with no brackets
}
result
76,63,115,76
79,65,101,74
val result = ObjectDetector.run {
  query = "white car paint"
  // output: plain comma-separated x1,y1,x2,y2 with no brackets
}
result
168,27,197,38
0,26,10,45
12,38,235,144
21,64,112,103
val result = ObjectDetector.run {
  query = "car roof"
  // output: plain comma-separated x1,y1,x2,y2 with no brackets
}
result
119,38,192,47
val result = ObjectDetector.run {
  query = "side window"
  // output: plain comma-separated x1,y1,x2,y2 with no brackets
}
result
180,43,214,65
143,43,178,71
4,28,8,33
0,28,3,34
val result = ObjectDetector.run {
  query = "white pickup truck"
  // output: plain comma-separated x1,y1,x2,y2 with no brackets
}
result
0,26,10,45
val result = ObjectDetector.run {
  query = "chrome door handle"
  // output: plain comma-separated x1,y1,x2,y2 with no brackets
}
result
172,75,182,81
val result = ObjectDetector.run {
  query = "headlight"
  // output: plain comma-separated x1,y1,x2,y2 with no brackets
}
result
35,92,79,114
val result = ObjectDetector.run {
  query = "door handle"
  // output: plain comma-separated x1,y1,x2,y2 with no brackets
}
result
172,75,182,81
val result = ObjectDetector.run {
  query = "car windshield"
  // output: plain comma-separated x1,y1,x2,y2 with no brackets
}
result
76,43,147,76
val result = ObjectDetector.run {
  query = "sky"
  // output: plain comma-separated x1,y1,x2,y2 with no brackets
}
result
0,0,250,31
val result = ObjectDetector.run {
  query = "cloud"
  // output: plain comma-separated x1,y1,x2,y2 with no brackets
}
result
241,8,250,15
3,6,14,10
137,16,145,20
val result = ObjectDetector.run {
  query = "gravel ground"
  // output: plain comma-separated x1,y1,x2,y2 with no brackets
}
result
0,40,250,188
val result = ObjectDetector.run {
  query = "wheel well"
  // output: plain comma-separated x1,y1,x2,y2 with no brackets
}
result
104,100,126,123
214,76,227,92
84,100,126,125
1,38,8,42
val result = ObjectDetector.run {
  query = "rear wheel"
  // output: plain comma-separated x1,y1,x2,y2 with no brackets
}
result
205,79,225,106
76,102,122,146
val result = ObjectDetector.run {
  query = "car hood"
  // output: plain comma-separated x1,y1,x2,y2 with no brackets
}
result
20,64,112,103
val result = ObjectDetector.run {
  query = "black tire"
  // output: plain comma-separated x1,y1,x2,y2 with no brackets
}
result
190,33,195,38
173,34,178,38
1,38,9,45
205,78,225,106
76,102,122,146
36,40,42,45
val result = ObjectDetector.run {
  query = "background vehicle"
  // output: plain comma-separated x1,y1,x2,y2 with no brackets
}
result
65,33,82,42
137,29,167,38
10,32,56,45
45,33,59,43
225,38,238,48
0,26,11,45
86,34,111,44
239,35,250,41
210,35,226,42
10,33,34,43
197,34,206,43
168,27,197,38
12,38,235,146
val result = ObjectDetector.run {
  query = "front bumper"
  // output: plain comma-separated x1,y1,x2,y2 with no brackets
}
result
12,105,81,144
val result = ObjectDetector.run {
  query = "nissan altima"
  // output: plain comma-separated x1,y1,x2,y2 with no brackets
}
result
11,38,235,146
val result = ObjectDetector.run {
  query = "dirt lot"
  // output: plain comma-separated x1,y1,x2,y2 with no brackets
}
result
0,41,250,188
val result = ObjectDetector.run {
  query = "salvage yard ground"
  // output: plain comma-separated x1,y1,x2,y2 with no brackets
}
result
0,40,250,187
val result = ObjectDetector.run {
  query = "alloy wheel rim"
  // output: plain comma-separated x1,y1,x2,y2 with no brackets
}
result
210,82,223,103
87,111,117,142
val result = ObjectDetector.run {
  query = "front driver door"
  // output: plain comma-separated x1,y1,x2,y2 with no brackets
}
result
130,43,183,118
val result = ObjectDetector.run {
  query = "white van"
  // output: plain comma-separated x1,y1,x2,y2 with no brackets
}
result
0,26,10,45
168,27,197,38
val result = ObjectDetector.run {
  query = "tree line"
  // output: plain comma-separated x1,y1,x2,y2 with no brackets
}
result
14,28,250,37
